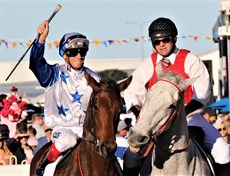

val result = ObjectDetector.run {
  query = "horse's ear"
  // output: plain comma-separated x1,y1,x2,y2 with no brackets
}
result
179,76,199,91
118,76,132,92
84,71,100,89
156,63,164,77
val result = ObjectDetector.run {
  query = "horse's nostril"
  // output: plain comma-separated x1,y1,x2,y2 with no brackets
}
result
139,136,149,143
106,142,117,154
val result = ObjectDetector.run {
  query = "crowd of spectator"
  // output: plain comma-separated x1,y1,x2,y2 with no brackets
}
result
0,86,229,173
0,87,48,165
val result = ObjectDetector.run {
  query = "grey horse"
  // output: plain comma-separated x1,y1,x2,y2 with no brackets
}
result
128,63,211,176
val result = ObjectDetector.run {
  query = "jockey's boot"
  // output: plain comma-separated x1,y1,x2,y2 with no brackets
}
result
35,158,51,176
35,143,62,176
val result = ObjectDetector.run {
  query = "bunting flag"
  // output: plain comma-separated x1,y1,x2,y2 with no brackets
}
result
0,34,214,49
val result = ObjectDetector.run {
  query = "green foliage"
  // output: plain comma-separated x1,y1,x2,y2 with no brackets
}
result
98,69,128,81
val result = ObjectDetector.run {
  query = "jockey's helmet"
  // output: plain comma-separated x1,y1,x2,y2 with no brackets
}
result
59,32,89,57
148,17,178,39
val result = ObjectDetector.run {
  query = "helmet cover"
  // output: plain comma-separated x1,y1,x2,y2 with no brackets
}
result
59,32,89,57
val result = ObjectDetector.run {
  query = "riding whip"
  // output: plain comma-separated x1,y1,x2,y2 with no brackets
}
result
5,4,62,81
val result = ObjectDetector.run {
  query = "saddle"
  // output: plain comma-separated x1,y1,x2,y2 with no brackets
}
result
189,126,217,176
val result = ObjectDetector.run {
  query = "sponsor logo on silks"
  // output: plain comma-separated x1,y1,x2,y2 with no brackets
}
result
53,132,61,139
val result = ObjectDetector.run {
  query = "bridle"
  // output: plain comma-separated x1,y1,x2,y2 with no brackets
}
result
81,87,120,146
155,79,182,136
153,79,191,152
78,87,120,176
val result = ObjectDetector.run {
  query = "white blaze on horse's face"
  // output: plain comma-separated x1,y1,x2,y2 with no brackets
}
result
128,64,197,148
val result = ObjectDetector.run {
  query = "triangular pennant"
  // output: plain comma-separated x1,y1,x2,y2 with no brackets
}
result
102,41,108,47
116,40,121,44
108,40,115,45
205,35,211,40
12,42,17,48
93,39,101,46
122,39,128,43
193,36,199,41
48,43,52,49
54,40,59,48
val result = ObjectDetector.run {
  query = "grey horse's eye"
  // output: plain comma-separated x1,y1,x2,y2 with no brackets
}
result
168,104,176,109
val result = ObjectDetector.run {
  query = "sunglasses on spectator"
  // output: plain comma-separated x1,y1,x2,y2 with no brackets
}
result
152,37,173,46
18,136,29,140
65,48,88,57
45,129,53,132
218,127,226,132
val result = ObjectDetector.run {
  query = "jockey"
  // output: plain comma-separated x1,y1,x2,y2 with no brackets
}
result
123,17,230,175
29,20,100,176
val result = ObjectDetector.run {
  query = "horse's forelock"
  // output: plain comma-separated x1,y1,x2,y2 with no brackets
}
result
99,79,118,89
157,71,184,85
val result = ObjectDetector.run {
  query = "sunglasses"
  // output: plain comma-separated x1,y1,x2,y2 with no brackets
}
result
18,136,29,140
45,129,53,132
65,48,88,57
152,37,173,46
218,127,226,132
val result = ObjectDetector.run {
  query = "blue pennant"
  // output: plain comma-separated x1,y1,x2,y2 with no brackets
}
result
57,105,69,116
71,90,83,103
60,72,69,84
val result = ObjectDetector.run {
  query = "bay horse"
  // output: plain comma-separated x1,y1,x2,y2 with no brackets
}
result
127,63,211,176
30,71,132,176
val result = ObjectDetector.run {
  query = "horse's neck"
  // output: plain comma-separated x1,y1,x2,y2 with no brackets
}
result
79,141,115,175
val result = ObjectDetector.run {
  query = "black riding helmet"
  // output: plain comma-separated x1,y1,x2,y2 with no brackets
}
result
0,124,10,140
148,17,178,39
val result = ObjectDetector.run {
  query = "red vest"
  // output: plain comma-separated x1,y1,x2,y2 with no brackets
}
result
147,49,193,104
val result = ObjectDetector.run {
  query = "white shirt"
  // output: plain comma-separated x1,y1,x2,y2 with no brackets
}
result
124,47,211,112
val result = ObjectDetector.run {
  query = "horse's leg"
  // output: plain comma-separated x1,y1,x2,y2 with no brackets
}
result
30,142,52,176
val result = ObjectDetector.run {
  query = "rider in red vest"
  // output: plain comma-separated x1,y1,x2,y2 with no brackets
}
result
123,17,230,176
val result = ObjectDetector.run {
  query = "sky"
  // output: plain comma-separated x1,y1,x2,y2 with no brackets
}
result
0,0,223,62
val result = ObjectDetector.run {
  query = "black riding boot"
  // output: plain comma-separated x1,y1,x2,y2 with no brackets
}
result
35,158,51,176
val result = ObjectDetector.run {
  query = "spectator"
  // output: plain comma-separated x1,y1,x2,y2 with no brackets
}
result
7,122,33,164
202,108,217,124
33,123,52,155
28,125,38,150
214,119,230,144
222,113,230,121
31,113,45,139
0,124,14,165
115,119,129,168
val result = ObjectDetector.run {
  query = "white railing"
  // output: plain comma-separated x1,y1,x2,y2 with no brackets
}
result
0,155,30,176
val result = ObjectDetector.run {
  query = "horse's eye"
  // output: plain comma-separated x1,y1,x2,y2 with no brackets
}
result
93,104,98,110
168,104,176,109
